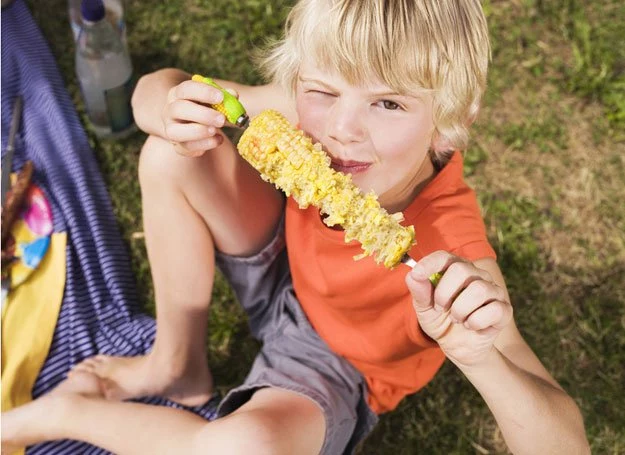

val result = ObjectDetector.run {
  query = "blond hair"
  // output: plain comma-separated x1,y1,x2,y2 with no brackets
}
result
258,0,490,155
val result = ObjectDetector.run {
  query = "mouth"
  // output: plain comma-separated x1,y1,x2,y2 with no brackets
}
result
330,158,372,174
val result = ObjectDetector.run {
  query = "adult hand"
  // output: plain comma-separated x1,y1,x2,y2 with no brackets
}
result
161,78,238,157
405,250,513,368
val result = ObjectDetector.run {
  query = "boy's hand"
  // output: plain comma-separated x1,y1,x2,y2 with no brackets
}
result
161,79,235,157
405,251,513,369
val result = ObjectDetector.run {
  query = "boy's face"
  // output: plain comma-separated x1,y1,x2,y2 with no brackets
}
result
295,59,437,213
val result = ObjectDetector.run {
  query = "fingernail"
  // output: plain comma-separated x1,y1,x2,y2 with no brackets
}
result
216,115,225,126
464,321,471,329
207,126,216,135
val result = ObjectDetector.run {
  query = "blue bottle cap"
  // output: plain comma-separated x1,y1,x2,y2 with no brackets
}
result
81,0,105,22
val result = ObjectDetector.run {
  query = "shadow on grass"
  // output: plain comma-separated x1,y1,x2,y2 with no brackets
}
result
537,263,625,454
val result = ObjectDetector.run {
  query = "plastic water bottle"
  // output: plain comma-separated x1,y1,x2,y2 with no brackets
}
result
68,0,126,45
75,0,135,138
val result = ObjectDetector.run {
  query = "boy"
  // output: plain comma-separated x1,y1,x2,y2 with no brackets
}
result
2,1,589,454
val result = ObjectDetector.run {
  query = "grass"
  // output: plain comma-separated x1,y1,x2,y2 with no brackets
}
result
27,0,625,453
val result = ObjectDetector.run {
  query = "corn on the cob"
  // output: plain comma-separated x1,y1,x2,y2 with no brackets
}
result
237,109,415,269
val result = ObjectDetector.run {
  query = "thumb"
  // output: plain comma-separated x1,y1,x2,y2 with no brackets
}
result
405,263,435,314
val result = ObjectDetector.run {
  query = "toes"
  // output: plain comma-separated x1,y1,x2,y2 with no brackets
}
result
69,364,89,376
69,355,113,379
100,378,125,401
90,355,113,372
67,371,105,398
71,358,99,374
52,370,105,398
67,357,123,400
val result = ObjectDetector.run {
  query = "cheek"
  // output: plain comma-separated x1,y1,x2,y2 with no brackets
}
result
296,93,330,136
372,123,433,162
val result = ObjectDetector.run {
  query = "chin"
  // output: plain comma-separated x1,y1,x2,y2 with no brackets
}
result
349,176,370,192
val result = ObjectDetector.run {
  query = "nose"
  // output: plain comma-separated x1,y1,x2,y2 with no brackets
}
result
327,101,365,145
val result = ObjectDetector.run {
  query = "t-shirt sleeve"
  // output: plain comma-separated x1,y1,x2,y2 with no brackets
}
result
450,239,496,261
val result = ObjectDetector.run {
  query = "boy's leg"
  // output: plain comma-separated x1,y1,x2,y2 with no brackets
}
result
77,135,283,406
1,374,325,455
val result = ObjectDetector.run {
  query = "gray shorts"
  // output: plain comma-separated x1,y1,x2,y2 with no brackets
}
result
214,217,378,454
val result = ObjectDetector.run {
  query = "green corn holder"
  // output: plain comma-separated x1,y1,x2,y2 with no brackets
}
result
429,272,443,287
191,74,249,128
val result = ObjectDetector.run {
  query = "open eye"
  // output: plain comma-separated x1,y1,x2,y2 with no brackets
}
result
380,100,401,110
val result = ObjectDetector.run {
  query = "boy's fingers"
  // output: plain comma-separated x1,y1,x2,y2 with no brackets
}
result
170,141,198,157
464,300,513,331
174,79,224,105
407,251,459,313
167,99,225,127
405,265,434,313
178,135,224,156
165,122,216,143
449,280,508,322
434,262,492,312
414,250,461,278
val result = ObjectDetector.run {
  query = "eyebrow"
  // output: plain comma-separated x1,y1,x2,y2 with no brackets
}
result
298,76,337,91
298,75,409,98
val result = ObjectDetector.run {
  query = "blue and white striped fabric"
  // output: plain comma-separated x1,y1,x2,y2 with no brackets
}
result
1,2,218,453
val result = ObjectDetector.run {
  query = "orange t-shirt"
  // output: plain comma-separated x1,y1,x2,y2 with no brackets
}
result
285,152,496,414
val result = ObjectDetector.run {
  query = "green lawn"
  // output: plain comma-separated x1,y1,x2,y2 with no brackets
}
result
29,0,625,453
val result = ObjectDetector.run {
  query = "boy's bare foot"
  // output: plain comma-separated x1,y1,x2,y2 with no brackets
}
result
70,354,213,407
1,371,103,454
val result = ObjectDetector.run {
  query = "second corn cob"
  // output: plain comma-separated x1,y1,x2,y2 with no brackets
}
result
237,109,415,269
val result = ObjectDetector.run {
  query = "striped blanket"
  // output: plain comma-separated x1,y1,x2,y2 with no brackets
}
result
1,2,218,453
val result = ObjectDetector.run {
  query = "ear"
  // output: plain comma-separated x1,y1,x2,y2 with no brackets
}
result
430,130,454,153
429,107,480,153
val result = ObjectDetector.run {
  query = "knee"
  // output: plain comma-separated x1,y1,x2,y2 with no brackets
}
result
138,135,185,189
218,410,305,455
241,412,294,455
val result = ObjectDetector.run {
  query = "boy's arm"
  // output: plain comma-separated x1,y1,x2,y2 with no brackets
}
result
463,258,589,455
131,68,296,139
406,254,589,455
212,78,298,123
131,68,190,137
